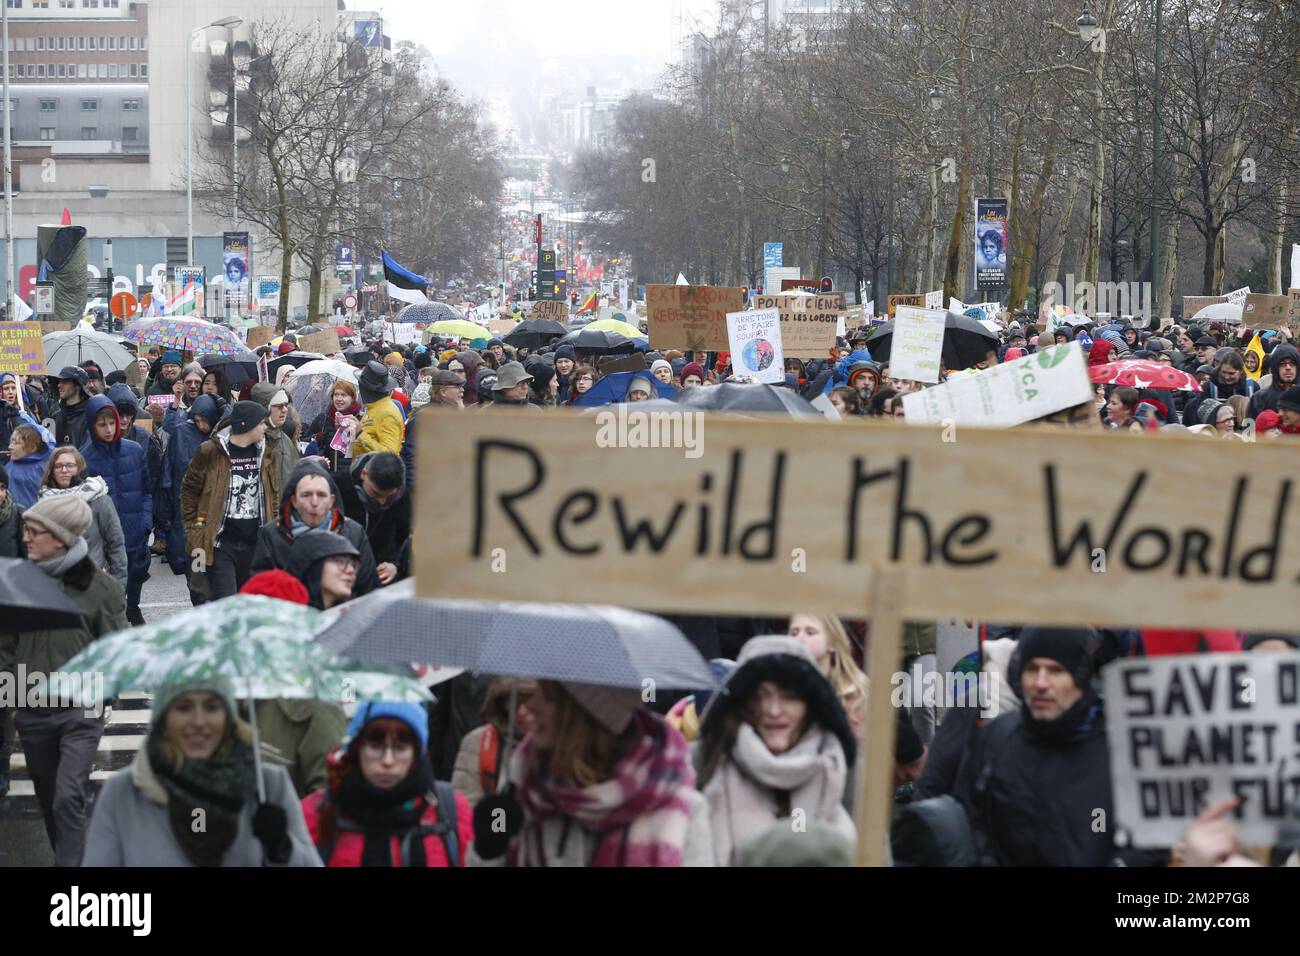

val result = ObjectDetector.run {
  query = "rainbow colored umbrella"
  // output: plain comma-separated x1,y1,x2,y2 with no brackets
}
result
123,317,254,357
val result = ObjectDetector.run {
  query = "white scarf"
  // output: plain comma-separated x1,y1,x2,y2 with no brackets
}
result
704,723,851,866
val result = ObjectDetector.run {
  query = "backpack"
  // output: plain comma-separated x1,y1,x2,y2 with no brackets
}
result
314,780,461,868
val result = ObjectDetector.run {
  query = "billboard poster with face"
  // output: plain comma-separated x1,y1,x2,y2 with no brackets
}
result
975,198,1009,291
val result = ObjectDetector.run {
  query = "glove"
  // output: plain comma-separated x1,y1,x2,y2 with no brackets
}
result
472,786,523,861
252,802,292,864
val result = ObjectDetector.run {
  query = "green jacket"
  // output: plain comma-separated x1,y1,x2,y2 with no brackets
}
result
249,699,348,799
902,622,938,658
0,555,128,700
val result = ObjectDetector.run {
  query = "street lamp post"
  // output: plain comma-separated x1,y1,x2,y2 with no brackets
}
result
187,16,244,269
1150,0,1164,318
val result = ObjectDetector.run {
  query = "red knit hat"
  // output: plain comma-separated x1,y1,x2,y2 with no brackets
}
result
240,570,309,605
1255,409,1281,432
680,362,706,385
277,341,296,356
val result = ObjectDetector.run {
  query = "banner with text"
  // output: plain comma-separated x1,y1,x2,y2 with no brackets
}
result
726,308,785,384
646,284,746,351
749,292,844,358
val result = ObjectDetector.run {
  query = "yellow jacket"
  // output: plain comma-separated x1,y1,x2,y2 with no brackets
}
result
352,394,405,457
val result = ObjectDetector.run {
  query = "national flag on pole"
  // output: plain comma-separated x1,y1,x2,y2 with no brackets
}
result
575,290,599,315
382,250,429,306
149,279,199,317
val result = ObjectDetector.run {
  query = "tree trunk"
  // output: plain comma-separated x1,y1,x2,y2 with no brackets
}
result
924,159,939,291
1267,130,1292,293
269,143,293,334
307,261,323,321
942,143,972,302
1043,165,1084,296
1009,143,1056,309
1203,222,1218,294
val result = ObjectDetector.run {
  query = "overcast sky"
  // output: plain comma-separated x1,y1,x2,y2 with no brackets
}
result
367,0,716,63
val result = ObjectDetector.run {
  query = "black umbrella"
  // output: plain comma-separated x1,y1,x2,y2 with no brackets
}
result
668,382,822,418
865,310,999,371
559,328,639,354
0,558,87,630
199,353,259,387
393,302,461,324
503,319,568,351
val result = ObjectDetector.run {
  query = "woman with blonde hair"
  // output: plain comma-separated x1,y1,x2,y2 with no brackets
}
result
787,614,870,737
470,680,712,866
83,677,320,866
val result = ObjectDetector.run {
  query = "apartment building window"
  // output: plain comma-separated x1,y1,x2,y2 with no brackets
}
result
57,37,65,51
5,2,22,11
122,98,139,112
25,65,34,78
107,64,117,78
35,0,51,8
140,36,146,50
81,127,96,139
40,128,56,141
78,37,86,51
128,36,136,51
37,37,45,52
61,0,75,8
40,98,56,111
128,63,137,78
139,63,147,78
82,98,97,111
122,126,136,142
36,65,45,78
57,64,65,77
108,37,116,51
77,63,86,78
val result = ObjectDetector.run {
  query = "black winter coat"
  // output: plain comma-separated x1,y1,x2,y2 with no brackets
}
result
249,509,380,598
0,501,25,558
957,691,1115,867
335,454,411,567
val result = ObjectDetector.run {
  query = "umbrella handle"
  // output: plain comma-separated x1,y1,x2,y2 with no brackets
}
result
499,680,518,791
247,675,267,804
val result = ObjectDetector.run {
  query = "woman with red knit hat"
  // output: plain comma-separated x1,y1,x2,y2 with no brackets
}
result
680,363,706,388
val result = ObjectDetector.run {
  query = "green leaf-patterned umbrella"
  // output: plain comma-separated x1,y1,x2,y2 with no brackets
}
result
62,595,430,801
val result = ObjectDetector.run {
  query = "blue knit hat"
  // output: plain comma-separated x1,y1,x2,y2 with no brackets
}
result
161,350,183,366
346,701,428,752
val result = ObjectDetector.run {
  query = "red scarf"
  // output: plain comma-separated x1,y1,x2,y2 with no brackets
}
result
316,400,362,445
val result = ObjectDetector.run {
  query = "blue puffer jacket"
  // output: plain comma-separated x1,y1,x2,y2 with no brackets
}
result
158,393,224,574
78,394,153,551
8,440,54,508
822,348,874,395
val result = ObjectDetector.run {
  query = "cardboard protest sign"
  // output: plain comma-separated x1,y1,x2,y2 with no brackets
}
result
646,284,746,351
749,292,842,358
596,353,648,376
1241,292,1289,329
1183,296,1228,321
887,294,925,317
1224,286,1251,307
948,298,967,314
1105,653,1300,847
529,300,568,323
889,307,946,383
1287,289,1300,331
415,409,1300,631
146,393,176,410
726,308,784,384
296,329,341,355
0,323,48,375
924,290,943,310
902,344,1092,428
394,324,421,345
246,326,276,350
38,321,73,335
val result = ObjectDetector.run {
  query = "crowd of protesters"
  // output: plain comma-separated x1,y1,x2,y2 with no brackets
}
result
0,302,1295,869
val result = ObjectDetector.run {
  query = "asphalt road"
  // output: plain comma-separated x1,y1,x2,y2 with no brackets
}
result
0,554,192,866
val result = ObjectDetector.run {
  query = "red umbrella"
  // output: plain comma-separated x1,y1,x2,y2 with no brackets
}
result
1089,360,1200,392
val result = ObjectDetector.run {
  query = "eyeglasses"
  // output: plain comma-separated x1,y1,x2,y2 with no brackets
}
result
359,737,414,759
21,525,53,539
328,556,358,571
53,462,79,471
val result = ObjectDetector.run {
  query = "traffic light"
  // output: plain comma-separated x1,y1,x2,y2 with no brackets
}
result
539,249,556,300
820,276,833,293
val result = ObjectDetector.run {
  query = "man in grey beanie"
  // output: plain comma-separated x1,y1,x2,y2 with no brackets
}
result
0,495,126,865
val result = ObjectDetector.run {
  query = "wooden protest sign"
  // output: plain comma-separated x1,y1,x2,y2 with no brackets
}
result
529,300,568,323
645,284,745,351
1287,289,1300,332
416,411,1300,632
887,294,925,317
246,326,276,350
296,329,340,355
1241,292,1289,330
750,292,843,358
1105,653,1300,847
0,322,48,375
1182,296,1227,321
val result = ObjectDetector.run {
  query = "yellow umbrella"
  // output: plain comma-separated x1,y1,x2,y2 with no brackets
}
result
583,318,646,338
429,319,489,339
